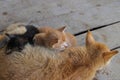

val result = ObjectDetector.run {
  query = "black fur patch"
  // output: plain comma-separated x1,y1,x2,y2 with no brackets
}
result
6,25,39,54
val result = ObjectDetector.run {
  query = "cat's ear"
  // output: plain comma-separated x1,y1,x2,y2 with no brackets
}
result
103,50,118,61
33,33,46,45
86,31,95,46
57,26,66,32
35,33,46,38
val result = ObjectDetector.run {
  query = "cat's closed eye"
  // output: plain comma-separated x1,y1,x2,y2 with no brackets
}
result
50,38,58,44
47,37,59,47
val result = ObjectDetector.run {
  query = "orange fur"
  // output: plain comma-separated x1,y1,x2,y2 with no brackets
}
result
0,34,9,49
0,31,118,80
34,26,77,51
0,35,6,41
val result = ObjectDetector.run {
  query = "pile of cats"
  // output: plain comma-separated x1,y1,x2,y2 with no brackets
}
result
0,23,118,80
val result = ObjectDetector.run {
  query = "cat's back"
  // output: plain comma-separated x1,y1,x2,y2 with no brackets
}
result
0,44,63,80
38,27,54,33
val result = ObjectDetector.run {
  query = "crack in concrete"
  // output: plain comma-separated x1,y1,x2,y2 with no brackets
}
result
74,21,120,36
111,46,120,51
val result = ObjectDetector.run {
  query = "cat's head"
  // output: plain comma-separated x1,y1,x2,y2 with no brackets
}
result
86,31,118,69
34,26,69,51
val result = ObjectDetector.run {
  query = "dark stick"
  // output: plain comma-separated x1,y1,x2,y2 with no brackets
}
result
74,21,120,36
111,46,120,51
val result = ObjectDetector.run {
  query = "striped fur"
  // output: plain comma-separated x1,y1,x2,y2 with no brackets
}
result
0,31,118,80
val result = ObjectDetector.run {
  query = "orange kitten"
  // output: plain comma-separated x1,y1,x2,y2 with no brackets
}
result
0,31,118,80
34,26,77,51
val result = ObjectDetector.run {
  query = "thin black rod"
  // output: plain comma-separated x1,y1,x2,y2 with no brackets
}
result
111,46,120,51
74,21,120,36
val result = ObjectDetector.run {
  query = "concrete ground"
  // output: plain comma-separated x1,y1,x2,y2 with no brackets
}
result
0,0,120,80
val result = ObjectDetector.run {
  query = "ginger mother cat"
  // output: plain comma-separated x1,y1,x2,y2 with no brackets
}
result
0,31,118,80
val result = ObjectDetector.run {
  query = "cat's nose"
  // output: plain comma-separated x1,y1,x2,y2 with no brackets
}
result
63,42,68,48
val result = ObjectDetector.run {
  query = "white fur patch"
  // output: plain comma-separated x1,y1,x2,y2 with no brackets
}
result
4,23,27,35
59,42,69,51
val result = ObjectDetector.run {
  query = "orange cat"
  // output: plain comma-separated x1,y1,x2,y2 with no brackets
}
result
0,31,118,80
34,26,77,51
